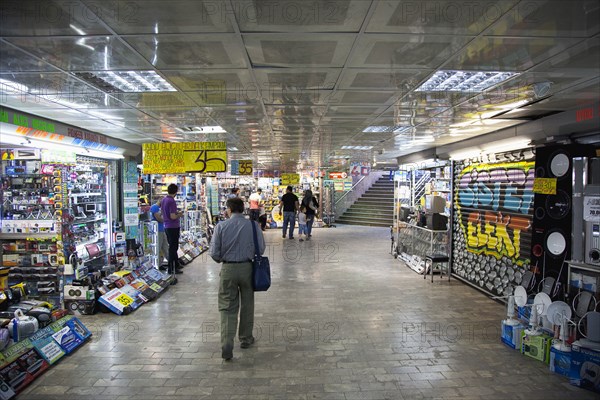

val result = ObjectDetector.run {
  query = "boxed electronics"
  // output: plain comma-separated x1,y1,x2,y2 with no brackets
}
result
63,285,94,301
570,341,600,393
521,332,552,363
501,320,525,350
549,347,573,378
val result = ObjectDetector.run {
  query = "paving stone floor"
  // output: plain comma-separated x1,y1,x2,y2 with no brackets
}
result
20,225,597,400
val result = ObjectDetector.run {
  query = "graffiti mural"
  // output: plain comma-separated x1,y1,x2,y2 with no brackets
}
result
456,161,535,264
453,159,535,295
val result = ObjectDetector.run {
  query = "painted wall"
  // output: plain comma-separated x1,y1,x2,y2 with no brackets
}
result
453,156,535,296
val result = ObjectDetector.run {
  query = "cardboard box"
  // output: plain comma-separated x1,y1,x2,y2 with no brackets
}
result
570,341,600,393
501,320,525,350
521,332,552,363
550,346,573,377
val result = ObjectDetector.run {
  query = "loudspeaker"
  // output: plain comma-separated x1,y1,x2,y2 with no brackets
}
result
531,145,598,296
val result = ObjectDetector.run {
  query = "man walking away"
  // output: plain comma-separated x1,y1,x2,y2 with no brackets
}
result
210,198,265,361
279,185,299,239
249,188,263,222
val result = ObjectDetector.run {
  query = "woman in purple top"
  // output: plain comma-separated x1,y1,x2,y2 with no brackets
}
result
161,184,184,274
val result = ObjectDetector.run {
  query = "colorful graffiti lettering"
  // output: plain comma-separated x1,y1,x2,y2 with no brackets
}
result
456,161,534,265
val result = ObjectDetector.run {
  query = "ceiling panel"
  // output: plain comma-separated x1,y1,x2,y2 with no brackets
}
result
446,36,581,71
83,0,235,34
485,0,600,37
0,72,100,95
367,0,516,35
337,69,431,90
254,68,341,90
0,0,112,36
235,0,370,32
161,69,253,91
0,42,58,73
5,36,153,71
124,34,247,69
244,34,355,67
348,34,474,69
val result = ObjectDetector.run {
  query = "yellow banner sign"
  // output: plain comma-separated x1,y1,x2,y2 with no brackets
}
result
239,160,253,175
281,173,300,185
143,142,227,174
532,177,557,195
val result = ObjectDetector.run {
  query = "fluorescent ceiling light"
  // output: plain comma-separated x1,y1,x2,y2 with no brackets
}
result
362,126,393,133
416,70,519,92
175,126,227,134
449,138,531,160
69,24,86,35
481,138,531,153
0,78,29,93
393,126,411,133
449,149,482,160
341,145,373,150
87,71,176,92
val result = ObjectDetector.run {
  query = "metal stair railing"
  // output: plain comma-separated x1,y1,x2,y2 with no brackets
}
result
334,171,387,217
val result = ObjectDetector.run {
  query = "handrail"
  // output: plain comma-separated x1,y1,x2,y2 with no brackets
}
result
334,175,367,205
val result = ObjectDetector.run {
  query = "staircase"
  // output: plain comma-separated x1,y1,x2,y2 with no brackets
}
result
337,176,394,227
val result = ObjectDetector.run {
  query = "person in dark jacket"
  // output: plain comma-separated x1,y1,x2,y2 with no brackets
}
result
301,189,319,240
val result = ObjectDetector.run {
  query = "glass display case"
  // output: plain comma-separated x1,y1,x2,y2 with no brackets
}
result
395,222,450,274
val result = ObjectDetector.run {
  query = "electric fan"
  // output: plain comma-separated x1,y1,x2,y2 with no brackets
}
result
546,301,573,352
514,286,543,336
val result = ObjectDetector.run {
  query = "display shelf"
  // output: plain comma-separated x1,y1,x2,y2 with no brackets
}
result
395,221,449,274
0,233,58,240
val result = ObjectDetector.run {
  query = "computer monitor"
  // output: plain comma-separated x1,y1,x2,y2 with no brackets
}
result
425,195,446,214
85,204,96,213
399,206,411,222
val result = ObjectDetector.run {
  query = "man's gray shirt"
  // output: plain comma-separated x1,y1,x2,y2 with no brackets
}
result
210,213,266,263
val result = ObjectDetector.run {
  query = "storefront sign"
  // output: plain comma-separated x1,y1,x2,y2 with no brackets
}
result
329,172,347,179
532,177,557,195
143,142,227,174
41,150,76,164
281,173,300,185
456,161,534,265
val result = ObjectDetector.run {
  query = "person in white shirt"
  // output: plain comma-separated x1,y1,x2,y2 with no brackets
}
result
297,206,308,242
248,189,263,222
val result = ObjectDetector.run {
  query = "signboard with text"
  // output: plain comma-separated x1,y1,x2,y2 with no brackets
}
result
231,159,253,176
532,178,557,195
281,173,300,186
329,172,347,179
143,142,227,174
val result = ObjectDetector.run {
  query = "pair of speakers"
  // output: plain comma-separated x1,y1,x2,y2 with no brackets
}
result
531,145,598,296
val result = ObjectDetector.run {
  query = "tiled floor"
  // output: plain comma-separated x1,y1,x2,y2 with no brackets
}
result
21,226,596,399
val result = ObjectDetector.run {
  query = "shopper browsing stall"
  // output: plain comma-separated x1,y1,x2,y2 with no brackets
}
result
209,198,265,361
301,189,319,239
227,188,240,199
161,184,184,275
279,186,299,239
150,197,169,268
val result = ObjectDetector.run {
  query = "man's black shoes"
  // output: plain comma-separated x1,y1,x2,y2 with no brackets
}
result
240,337,255,349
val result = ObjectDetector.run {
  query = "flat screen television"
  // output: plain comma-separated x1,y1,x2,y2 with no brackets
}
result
425,195,446,214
